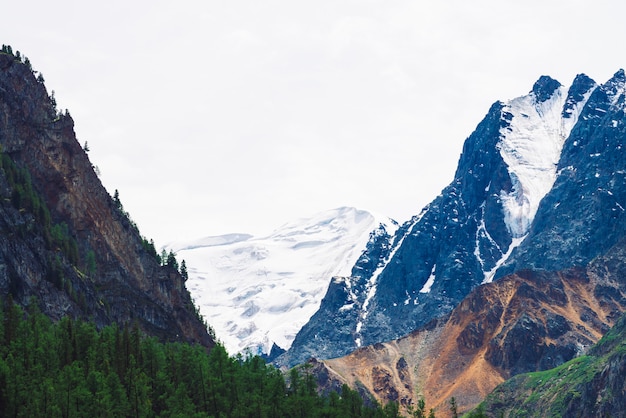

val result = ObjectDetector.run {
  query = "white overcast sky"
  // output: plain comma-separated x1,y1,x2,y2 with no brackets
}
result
2,1,626,245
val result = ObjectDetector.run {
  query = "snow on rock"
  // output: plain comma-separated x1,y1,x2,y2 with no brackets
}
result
498,81,593,237
482,235,527,284
419,264,436,293
171,207,395,356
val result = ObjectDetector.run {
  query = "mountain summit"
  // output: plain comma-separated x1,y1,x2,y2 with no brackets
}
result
280,70,626,367
172,207,396,356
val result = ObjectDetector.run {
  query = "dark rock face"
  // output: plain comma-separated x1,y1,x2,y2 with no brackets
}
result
371,366,398,402
485,312,580,376
562,74,596,118
481,313,626,417
283,71,611,367
532,75,561,102
452,266,614,379
0,52,211,346
499,69,626,276
275,222,398,366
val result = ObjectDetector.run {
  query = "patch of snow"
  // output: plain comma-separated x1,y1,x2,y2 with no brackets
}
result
498,82,594,237
168,233,253,252
338,303,354,312
474,204,502,271
353,210,424,347
482,235,527,284
419,264,437,293
176,207,395,355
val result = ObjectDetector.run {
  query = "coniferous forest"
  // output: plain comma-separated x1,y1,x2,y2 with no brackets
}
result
0,299,406,417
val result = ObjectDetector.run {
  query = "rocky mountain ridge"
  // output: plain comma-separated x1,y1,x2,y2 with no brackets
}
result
314,233,626,416
281,70,626,368
0,49,211,346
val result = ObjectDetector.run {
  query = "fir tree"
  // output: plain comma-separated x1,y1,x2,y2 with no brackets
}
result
180,260,188,281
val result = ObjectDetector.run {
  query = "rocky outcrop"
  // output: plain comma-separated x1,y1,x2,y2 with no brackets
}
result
285,72,605,366
0,50,211,346
479,312,626,417
499,70,626,275
319,235,626,416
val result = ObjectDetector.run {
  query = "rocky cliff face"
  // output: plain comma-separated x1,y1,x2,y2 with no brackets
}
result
318,235,626,416
284,69,626,414
479,307,626,417
282,71,626,368
0,50,211,346
499,70,626,274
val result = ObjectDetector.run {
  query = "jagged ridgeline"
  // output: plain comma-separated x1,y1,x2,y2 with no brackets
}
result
0,45,210,346
281,69,626,368
280,69,626,415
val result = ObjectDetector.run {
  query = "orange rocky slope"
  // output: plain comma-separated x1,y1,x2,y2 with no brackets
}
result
321,259,626,416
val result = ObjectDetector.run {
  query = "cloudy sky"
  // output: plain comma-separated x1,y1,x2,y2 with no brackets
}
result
3,1,626,245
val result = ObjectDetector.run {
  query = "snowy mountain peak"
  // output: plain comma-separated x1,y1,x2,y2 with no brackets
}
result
531,75,561,103
498,75,595,237
281,72,625,367
605,69,626,107
562,74,596,119
177,207,395,356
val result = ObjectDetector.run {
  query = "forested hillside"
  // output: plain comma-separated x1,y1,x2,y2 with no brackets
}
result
0,299,410,417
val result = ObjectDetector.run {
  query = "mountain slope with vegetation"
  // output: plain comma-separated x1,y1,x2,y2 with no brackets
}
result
0,45,210,345
0,45,414,418
478,310,626,417
0,299,405,417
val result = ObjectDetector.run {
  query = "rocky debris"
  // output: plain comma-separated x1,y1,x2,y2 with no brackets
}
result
372,366,398,402
480,313,626,417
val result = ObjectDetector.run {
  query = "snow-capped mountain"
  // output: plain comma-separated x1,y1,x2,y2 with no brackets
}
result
170,207,396,356
279,71,626,367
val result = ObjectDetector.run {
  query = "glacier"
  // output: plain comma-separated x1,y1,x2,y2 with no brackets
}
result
170,207,395,355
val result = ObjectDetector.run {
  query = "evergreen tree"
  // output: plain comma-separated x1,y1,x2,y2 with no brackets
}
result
166,250,178,270
113,189,122,210
450,396,459,418
0,302,404,417
180,260,188,281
